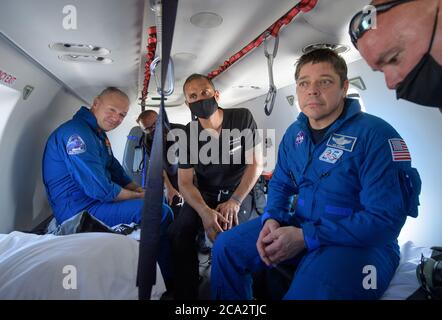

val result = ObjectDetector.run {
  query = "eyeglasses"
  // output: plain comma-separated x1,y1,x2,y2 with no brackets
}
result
349,0,416,48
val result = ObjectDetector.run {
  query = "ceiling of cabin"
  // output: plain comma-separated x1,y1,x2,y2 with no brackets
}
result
0,0,370,108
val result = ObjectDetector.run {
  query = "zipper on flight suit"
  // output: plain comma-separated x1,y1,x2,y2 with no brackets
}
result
288,170,298,188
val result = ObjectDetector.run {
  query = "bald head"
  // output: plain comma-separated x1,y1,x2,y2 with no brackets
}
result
90,87,129,132
355,0,441,93
97,87,129,102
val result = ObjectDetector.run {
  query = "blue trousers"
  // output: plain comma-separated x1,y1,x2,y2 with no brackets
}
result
211,217,399,300
88,199,174,285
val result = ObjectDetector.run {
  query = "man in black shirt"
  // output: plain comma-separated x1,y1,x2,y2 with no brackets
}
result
168,73,263,299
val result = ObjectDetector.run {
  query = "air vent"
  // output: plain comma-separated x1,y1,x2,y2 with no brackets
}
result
58,55,113,64
49,42,110,55
349,76,366,90
233,85,262,90
302,43,350,54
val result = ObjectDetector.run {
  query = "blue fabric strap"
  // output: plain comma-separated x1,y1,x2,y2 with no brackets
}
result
127,135,138,141
136,0,178,300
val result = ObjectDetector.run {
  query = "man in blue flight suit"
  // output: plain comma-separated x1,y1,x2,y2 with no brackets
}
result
211,49,422,299
42,87,173,288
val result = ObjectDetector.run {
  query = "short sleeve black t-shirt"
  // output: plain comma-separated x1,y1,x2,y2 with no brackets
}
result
178,108,260,191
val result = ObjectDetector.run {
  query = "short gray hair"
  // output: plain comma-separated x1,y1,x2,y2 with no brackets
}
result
98,87,129,101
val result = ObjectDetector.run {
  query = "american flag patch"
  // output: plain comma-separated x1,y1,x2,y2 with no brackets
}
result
388,138,411,161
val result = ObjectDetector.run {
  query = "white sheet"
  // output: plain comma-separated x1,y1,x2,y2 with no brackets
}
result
381,241,433,300
0,231,431,300
0,231,166,300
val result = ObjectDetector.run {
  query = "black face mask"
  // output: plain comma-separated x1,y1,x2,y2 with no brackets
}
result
146,131,154,139
396,8,442,109
189,97,219,119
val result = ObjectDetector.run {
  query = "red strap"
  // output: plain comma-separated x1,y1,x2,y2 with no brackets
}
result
208,0,317,79
140,26,158,109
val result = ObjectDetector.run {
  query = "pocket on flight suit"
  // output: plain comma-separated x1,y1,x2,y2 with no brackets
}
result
398,168,422,218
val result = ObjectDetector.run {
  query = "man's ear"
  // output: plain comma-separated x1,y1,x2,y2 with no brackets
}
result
214,90,220,102
342,80,349,98
185,100,189,107
91,97,100,110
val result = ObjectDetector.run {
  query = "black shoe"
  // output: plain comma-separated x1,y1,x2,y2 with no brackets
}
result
198,244,211,255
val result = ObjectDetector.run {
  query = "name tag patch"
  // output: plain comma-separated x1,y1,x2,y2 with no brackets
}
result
319,147,344,164
66,134,86,155
229,136,243,155
326,133,357,152
229,145,242,155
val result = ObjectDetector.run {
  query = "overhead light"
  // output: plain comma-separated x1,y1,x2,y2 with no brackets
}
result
49,42,110,55
302,43,350,54
190,12,223,28
58,55,113,64
173,52,197,61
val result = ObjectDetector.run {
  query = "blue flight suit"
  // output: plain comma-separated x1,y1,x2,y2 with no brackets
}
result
42,107,173,281
211,99,421,300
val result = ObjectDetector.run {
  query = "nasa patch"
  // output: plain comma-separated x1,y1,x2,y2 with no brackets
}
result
326,133,357,152
295,131,305,146
66,134,86,155
319,147,344,164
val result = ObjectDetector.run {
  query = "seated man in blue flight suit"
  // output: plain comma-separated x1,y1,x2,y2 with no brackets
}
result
211,49,422,300
42,87,173,288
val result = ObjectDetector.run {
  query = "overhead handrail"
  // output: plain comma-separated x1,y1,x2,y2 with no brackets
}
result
207,0,317,79
150,55,175,96
263,33,279,116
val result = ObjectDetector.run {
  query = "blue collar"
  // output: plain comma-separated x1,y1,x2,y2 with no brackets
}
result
73,106,100,132
297,98,362,130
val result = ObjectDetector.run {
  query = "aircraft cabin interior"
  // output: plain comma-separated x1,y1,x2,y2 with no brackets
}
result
0,0,441,301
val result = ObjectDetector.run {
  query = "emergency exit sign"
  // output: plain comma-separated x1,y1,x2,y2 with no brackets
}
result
0,69,17,86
